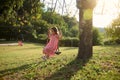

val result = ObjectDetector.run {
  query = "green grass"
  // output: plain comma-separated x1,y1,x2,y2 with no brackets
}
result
0,43,120,80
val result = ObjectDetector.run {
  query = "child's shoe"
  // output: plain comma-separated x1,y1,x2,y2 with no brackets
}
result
41,56,47,61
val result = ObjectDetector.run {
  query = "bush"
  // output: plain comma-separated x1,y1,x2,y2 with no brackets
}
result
115,39,120,44
60,37,79,47
37,34,47,40
104,40,116,45
37,37,79,47
92,27,102,45
104,39,120,45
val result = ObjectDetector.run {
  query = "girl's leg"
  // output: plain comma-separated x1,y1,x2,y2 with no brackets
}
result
41,51,46,60
42,48,51,60
42,51,49,60
46,54,50,59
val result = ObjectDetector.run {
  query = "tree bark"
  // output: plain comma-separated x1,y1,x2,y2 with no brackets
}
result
77,8,93,61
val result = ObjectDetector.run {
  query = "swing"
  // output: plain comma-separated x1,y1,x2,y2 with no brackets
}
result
55,41,61,55
55,49,61,55
55,28,62,55
46,38,61,55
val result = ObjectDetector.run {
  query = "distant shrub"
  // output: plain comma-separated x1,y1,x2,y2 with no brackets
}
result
104,40,116,45
60,37,79,47
37,34,47,40
115,39,120,44
92,27,102,45
104,39,120,45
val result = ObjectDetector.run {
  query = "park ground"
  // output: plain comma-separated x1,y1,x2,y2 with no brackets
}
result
0,42,120,80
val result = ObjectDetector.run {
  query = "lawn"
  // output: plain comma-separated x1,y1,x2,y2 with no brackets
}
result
0,43,120,80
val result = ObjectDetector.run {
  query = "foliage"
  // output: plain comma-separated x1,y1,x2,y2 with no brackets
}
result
0,22,18,40
63,15,78,28
104,39,116,45
0,0,45,41
42,11,72,37
32,20,49,36
105,15,120,44
0,43,120,80
63,15,79,37
106,15,120,39
0,0,79,41
42,12,65,25
93,27,102,45
0,0,24,23
0,0,44,26
60,37,79,47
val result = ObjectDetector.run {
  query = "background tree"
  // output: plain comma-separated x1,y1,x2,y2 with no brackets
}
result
0,0,24,23
105,15,120,44
63,15,79,37
0,0,44,41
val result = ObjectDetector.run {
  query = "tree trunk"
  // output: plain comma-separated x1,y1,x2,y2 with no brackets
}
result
77,8,93,61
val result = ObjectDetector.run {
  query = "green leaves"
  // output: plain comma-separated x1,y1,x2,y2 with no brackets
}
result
0,0,24,22
0,0,43,26
105,15,120,40
93,27,102,45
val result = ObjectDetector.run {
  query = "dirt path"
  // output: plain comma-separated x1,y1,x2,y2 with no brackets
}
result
0,43,18,46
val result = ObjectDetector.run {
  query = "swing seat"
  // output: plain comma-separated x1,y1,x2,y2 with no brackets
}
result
55,51,61,55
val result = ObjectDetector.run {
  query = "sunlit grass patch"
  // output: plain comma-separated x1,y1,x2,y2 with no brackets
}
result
0,43,120,80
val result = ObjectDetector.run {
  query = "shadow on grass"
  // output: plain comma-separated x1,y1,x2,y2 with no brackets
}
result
44,57,91,80
0,59,43,77
62,47,77,51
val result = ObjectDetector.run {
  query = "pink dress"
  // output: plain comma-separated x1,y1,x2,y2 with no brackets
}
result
43,34,59,57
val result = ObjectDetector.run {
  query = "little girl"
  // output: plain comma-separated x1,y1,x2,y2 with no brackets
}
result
42,27,62,60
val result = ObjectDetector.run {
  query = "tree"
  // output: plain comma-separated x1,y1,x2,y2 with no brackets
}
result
42,11,69,36
0,0,44,26
0,0,24,23
0,0,44,41
63,15,78,28
63,15,79,37
76,0,96,61
42,11,65,25
105,15,120,42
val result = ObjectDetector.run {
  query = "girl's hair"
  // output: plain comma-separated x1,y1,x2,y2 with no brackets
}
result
51,27,58,34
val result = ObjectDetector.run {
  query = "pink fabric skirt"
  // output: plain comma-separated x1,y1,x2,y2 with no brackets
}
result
43,46,55,57
43,34,58,57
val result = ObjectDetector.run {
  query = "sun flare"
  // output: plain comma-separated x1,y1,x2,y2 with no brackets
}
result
93,0,120,27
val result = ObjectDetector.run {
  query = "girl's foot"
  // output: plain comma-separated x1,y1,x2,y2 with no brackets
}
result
41,56,47,61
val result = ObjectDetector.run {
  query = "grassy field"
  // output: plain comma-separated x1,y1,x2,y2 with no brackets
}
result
0,42,120,80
